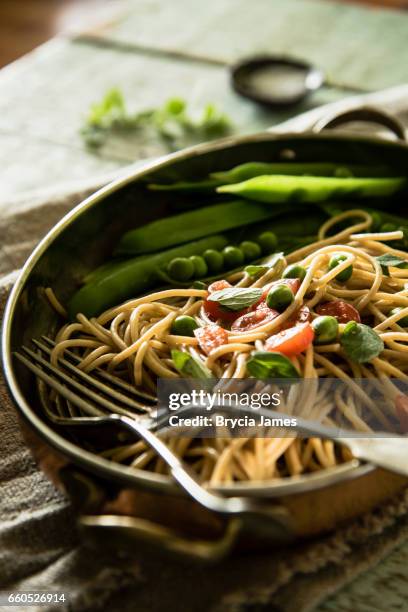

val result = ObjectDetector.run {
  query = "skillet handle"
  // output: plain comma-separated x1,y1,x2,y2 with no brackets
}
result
59,465,242,562
78,513,242,563
313,106,406,141
60,466,292,562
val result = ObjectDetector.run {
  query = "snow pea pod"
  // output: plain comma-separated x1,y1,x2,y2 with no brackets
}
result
217,175,406,204
148,178,221,192
148,163,391,192
115,200,283,256
211,162,391,184
68,235,228,319
243,207,325,242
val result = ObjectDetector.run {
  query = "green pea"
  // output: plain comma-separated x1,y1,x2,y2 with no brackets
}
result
239,240,262,261
266,284,294,312
389,307,408,327
171,315,199,337
189,255,208,278
222,246,245,268
168,257,194,281
258,231,278,254
381,222,398,233
203,249,224,273
312,316,339,344
283,264,307,281
328,253,353,283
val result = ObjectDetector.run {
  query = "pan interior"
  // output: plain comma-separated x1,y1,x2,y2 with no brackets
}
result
4,132,408,495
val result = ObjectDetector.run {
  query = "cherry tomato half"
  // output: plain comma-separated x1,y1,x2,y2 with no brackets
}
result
195,324,228,355
265,322,314,357
231,302,279,332
280,305,311,330
315,300,361,323
204,280,237,322
208,280,232,293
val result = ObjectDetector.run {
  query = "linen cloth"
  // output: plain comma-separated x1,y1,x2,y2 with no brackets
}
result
2,85,408,612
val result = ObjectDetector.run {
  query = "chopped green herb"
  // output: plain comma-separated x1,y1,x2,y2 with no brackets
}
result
171,349,213,379
246,351,300,379
376,254,408,276
340,322,384,363
244,252,285,278
244,265,269,278
81,89,232,149
208,287,263,311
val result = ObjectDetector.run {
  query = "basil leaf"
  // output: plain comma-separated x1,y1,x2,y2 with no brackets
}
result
340,322,384,363
376,254,408,276
208,287,263,311
171,349,213,379
244,265,269,278
246,351,300,379
245,252,285,278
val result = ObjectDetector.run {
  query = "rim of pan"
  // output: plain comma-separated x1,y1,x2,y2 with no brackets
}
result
5,129,403,497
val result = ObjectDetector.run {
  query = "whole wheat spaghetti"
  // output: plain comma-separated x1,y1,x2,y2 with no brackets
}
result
45,210,408,484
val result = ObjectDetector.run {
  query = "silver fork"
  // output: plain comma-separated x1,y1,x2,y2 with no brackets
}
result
13,338,292,540
15,338,408,518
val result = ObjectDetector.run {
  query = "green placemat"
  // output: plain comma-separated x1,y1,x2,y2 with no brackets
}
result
83,0,408,91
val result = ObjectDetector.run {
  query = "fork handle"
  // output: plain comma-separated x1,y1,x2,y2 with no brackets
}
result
113,415,291,536
338,436,408,477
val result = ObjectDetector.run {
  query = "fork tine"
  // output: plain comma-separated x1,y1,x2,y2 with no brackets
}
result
20,346,144,419
32,338,150,414
37,377,80,420
14,351,104,419
40,336,156,403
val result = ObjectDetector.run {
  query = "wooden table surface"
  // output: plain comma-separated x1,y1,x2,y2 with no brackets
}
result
2,0,408,71
0,0,408,609
2,0,408,69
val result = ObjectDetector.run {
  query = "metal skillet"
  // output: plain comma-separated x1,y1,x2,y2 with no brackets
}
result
2,106,408,560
